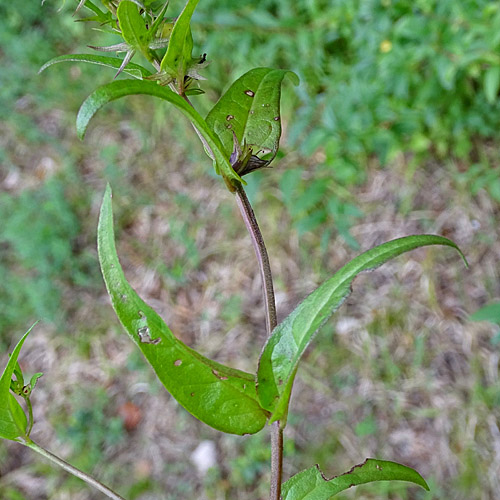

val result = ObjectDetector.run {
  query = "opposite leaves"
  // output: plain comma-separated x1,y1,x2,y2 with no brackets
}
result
282,459,429,499
257,235,467,423
76,79,242,187
98,186,269,435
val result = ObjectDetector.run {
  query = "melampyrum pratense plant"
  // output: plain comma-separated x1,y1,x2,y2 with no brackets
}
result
1,1,468,499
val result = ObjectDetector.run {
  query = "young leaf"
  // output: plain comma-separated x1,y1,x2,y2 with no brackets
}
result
76,79,242,187
39,54,152,80
0,324,37,441
117,1,151,55
98,186,268,435
29,373,44,392
148,1,170,40
206,68,299,174
257,235,467,421
160,0,199,88
282,459,429,499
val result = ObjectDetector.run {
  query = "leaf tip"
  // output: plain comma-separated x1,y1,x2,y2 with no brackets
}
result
447,240,468,269
75,111,88,141
38,62,49,75
458,249,469,269
287,71,300,86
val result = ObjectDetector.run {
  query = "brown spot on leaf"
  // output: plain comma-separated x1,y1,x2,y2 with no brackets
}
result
174,359,182,366
226,114,234,121
244,90,255,97
212,369,228,381
274,116,280,121
191,392,195,397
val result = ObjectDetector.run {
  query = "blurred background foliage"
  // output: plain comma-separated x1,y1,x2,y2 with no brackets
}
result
1,0,500,499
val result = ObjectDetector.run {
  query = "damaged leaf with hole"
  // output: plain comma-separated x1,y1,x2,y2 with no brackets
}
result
206,67,299,176
98,185,269,435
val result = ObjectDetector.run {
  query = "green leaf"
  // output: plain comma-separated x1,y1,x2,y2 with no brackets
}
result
160,0,199,84
39,54,152,80
148,1,170,39
470,302,500,325
76,79,242,186
0,324,37,441
117,0,152,56
206,68,299,174
484,66,500,104
257,235,467,421
29,373,44,392
282,459,429,499
98,186,268,435
75,0,114,25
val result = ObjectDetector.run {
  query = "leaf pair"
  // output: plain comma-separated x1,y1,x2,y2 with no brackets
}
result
41,1,298,188
52,65,296,188
74,79,243,187
99,185,466,436
90,0,204,90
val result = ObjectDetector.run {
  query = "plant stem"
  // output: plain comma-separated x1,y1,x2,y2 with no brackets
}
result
270,421,284,500
234,184,277,334
25,440,126,500
25,397,34,436
233,183,283,500
159,63,283,496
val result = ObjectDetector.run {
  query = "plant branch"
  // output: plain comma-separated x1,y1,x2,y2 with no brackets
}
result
25,441,126,500
233,183,282,500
